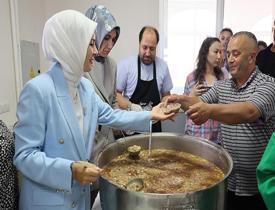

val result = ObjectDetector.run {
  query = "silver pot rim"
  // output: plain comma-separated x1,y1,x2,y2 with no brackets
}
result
97,132,233,195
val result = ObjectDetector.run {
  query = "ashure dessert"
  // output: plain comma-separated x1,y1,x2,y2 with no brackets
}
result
161,103,181,114
102,149,225,193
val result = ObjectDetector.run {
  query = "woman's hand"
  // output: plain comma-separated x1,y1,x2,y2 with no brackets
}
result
71,161,103,184
190,83,207,96
150,103,176,121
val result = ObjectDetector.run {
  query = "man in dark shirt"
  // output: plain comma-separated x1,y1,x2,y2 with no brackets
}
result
256,20,275,78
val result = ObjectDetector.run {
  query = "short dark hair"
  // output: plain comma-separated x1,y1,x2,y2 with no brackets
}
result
220,28,233,36
139,26,159,44
258,40,267,48
233,31,257,43
232,31,258,51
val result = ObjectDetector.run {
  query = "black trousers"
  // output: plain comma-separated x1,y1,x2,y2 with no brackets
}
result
227,190,267,210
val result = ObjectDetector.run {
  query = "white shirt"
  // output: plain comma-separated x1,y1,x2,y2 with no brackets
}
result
116,55,173,99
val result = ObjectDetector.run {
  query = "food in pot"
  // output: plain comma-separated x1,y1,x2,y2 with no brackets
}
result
161,103,181,114
101,149,225,193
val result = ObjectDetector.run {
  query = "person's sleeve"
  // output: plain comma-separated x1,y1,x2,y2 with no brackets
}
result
248,79,275,122
184,74,192,95
257,132,275,210
95,94,150,132
161,61,173,93
116,60,127,92
13,83,73,191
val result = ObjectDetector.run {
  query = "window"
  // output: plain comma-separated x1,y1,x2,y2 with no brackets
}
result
160,0,274,94
224,0,274,43
160,0,218,94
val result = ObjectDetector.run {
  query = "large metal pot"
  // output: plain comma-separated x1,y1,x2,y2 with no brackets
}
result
97,133,233,210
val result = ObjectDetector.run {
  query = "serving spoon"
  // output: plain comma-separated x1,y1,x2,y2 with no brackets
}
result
124,178,144,192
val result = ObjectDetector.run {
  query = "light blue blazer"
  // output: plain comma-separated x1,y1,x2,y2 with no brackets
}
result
14,63,150,210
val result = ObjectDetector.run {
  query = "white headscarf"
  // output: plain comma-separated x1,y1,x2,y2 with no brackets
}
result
42,10,97,96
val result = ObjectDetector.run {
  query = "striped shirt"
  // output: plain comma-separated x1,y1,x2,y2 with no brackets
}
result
201,67,275,196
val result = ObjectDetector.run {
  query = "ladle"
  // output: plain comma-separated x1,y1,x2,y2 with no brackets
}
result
125,178,144,192
127,145,141,159
148,120,152,157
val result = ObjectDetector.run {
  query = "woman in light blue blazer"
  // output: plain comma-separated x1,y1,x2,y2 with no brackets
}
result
13,10,174,210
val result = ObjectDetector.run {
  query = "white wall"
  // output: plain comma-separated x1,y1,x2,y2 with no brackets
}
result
19,0,160,71
0,0,18,126
0,0,160,126
18,0,47,71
